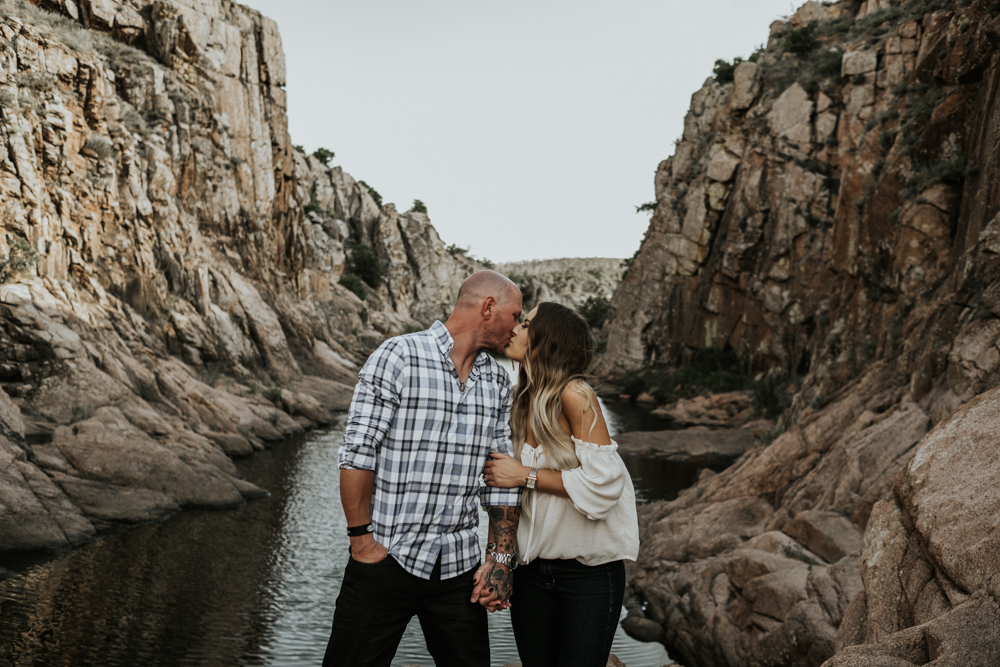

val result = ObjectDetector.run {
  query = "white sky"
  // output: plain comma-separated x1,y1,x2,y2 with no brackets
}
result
240,0,798,263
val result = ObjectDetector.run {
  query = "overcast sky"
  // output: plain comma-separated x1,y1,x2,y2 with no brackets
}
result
240,0,797,263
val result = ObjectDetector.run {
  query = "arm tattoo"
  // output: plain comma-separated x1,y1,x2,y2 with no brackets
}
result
484,506,520,603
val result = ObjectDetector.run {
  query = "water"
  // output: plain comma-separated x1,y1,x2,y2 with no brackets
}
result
0,409,677,667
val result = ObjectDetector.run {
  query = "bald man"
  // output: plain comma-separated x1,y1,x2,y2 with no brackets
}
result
324,271,524,667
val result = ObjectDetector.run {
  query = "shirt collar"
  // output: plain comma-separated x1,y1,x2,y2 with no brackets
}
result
430,320,491,369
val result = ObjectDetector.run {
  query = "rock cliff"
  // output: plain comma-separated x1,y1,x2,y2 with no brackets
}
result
496,257,623,312
609,0,1000,665
0,0,475,552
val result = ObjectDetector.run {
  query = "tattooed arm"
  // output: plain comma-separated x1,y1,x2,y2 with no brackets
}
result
471,505,520,609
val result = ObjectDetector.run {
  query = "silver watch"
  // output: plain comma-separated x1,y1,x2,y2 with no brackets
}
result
490,551,518,569
525,467,539,489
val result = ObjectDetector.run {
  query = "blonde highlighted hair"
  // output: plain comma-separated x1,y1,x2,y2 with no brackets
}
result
511,302,598,470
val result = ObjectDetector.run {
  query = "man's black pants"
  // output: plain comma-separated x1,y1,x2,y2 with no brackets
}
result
322,555,489,667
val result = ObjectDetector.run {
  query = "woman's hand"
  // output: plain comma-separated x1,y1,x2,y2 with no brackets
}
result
473,560,512,612
483,452,529,488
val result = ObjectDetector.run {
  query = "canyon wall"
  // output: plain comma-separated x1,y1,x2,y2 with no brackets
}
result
612,0,1000,665
0,0,475,552
495,256,623,312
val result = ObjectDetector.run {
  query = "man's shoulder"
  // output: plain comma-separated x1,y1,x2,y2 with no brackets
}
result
478,353,513,390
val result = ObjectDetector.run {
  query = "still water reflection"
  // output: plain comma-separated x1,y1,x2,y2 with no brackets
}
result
0,409,676,667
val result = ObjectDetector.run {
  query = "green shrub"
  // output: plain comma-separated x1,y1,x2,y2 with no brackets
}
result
264,387,283,402
797,47,844,94
312,147,335,165
713,57,742,84
304,193,322,216
293,144,306,154
479,258,495,269
635,201,657,214
349,243,384,287
411,199,428,214
577,296,610,330
0,238,40,282
358,180,383,208
783,23,818,55
70,405,93,423
447,244,469,257
339,273,367,299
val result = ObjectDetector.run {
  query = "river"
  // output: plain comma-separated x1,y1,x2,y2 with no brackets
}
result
0,401,681,667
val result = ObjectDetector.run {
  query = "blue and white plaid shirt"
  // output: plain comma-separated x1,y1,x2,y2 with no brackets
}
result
339,321,522,580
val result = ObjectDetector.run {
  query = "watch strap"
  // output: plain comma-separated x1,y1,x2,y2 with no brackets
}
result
347,523,374,537
490,551,518,569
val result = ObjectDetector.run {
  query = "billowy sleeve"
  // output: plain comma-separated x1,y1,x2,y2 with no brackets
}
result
560,437,627,520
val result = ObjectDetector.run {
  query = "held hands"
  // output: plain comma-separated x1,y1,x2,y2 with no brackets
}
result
350,533,388,564
482,452,528,488
471,555,513,612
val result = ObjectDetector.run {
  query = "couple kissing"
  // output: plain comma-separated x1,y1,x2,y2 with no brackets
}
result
323,270,639,667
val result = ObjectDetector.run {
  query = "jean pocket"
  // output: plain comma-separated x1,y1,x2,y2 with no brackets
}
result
350,554,393,568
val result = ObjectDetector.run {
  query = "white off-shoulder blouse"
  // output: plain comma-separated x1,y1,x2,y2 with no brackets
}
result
516,437,640,566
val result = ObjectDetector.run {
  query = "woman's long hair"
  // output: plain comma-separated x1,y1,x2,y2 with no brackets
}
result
511,302,598,470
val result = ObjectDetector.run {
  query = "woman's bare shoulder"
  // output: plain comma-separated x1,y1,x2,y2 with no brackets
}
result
560,380,595,411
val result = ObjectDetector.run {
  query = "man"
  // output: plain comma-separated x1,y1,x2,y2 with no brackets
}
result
323,270,524,667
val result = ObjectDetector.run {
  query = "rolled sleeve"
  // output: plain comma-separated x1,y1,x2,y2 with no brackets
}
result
480,374,522,508
561,441,627,520
338,341,405,471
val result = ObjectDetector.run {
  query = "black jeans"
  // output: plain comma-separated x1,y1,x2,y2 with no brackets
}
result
509,558,626,667
322,555,489,667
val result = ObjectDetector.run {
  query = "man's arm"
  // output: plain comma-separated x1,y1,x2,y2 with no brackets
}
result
341,468,388,563
471,505,520,606
338,341,405,562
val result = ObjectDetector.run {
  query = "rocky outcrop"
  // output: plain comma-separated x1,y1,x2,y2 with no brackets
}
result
0,0,475,552
607,1,1000,664
625,364,928,667
823,385,1000,667
615,425,759,466
495,257,623,312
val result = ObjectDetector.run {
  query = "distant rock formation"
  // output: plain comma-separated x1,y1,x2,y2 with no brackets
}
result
0,0,475,551
606,0,1000,665
495,257,623,313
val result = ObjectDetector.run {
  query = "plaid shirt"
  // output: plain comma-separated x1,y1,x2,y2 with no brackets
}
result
339,321,522,580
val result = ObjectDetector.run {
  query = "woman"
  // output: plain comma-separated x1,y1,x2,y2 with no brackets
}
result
480,301,639,667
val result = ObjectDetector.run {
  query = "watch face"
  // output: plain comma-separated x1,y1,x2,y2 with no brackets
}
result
526,478,536,489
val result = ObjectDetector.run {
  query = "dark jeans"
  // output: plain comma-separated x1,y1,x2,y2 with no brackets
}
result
322,555,489,667
509,558,626,667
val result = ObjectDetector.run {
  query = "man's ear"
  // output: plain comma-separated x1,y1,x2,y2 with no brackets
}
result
481,296,497,319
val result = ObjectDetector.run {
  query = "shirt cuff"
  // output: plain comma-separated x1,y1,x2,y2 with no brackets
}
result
480,485,522,507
